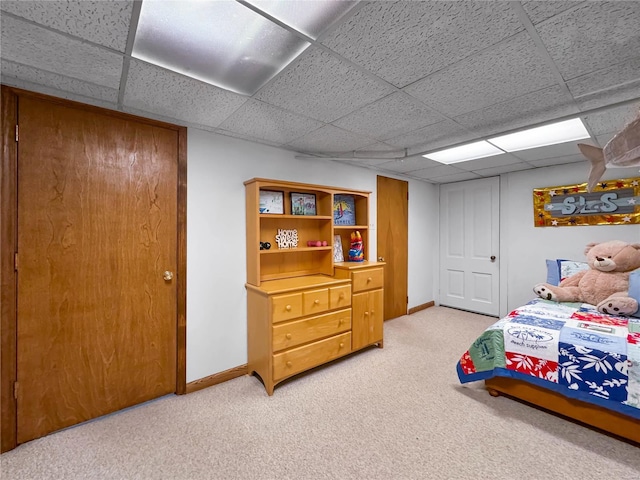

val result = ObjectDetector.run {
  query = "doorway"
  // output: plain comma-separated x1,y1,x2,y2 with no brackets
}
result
1,87,187,450
439,177,500,316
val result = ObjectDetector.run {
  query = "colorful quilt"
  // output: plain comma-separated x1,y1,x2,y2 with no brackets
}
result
457,298,640,419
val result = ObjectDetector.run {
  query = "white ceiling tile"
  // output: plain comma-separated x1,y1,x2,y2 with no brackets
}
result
376,156,442,174
567,57,640,98
454,153,524,172
582,103,640,136
535,2,640,80
577,84,640,113
596,134,614,148
404,32,558,117
0,0,132,51
124,60,248,127
321,1,523,88
217,100,323,145
332,92,443,140
509,140,587,161
525,155,587,168
1,59,118,103
254,47,394,123
384,120,477,154
354,142,404,156
520,1,580,24
454,85,579,136
339,158,400,168
1,15,123,88
286,124,376,154
403,163,463,177
423,171,483,183
214,129,283,149
471,163,533,176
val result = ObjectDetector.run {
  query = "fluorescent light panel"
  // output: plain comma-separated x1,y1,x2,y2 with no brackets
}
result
133,0,357,96
245,0,358,39
422,141,504,164
488,118,590,152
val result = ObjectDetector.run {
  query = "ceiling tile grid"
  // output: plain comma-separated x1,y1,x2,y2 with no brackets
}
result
453,84,580,136
321,1,524,88
331,92,444,141
534,1,640,81
403,31,559,117
1,14,123,88
0,59,118,103
124,59,248,127
254,46,395,123
217,99,324,145
0,0,132,51
285,124,377,154
1,0,639,185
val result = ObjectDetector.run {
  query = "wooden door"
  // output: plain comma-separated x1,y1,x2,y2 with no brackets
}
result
351,292,370,350
376,176,408,320
16,96,178,443
439,177,499,316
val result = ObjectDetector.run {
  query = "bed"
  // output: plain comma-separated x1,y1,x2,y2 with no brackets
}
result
457,297,640,443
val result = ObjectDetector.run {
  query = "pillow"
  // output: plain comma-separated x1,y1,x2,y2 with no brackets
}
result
546,259,640,317
545,259,590,286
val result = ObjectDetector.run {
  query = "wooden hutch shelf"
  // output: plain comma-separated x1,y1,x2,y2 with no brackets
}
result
245,178,384,395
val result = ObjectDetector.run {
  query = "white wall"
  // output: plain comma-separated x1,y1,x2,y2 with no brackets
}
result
187,128,437,382
500,163,640,314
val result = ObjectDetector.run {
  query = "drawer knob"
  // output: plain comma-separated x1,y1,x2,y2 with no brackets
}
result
367,277,372,282
339,343,344,348
339,293,345,299
285,305,291,311
364,311,369,316
285,333,292,340
314,299,320,305
286,361,292,368
338,319,343,325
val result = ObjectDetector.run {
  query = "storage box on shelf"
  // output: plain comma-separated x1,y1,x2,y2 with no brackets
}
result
245,178,384,395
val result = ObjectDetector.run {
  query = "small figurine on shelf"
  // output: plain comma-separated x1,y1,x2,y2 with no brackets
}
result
348,231,364,262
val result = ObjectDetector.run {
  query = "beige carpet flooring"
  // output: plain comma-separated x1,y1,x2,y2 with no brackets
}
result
2,306,639,479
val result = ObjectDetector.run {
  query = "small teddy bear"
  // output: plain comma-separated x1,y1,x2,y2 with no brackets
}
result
533,240,640,316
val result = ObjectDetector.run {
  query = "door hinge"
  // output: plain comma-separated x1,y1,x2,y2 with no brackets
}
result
13,382,19,400
14,252,18,271
15,124,19,142
406,296,409,304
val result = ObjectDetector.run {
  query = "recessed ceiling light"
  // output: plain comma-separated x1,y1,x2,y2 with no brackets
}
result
488,118,590,152
133,0,310,95
422,141,505,164
245,0,358,40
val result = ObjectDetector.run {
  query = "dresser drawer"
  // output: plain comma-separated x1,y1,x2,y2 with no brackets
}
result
352,268,384,292
272,308,351,352
302,288,329,316
273,332,352,381
272,293,303,323
329,285,352,310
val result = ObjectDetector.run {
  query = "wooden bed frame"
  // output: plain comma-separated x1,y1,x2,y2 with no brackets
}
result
485,377,640,444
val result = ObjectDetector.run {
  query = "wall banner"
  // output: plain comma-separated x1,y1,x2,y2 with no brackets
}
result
533,177,640,227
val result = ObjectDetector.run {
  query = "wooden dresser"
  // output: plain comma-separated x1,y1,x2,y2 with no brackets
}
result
245,178,384,395
246,275,353,395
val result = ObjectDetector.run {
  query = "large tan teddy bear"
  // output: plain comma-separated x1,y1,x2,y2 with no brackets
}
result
533,240,640,316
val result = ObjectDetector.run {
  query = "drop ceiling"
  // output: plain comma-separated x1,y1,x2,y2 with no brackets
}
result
1,0,639,184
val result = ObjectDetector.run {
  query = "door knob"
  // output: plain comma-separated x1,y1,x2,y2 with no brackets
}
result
163,271,174,281
490,256,496,262
378,256,385,262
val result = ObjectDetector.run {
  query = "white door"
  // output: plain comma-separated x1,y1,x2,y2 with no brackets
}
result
439,177,499,316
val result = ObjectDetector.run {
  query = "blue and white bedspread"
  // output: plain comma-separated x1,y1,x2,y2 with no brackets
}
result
457,298,640,419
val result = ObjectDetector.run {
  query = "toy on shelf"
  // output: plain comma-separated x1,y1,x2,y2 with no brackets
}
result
306,240,328,247
348,231,364,262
